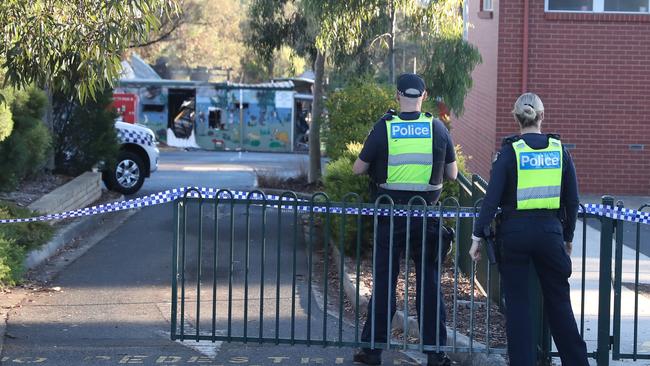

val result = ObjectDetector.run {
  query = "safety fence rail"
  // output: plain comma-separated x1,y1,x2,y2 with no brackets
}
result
171,188,507,356
1,178,647,365
170,185,650,365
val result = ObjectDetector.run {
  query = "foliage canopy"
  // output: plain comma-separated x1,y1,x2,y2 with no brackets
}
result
0,0,179,101
136,0,247,79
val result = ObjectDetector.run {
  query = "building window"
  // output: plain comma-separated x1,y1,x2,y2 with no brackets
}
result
547,0,650,13
482,0,493,11
208,108,224,130
478,0,494,19
605,0,648,12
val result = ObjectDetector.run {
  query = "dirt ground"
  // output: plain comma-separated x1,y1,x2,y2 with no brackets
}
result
0,173,73,207
311,245,508,349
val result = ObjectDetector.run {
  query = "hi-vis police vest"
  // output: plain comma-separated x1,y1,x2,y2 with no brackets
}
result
513,137,563,210
382,113,442,191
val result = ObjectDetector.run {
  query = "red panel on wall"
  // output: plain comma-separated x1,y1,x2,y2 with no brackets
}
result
112,93,138,123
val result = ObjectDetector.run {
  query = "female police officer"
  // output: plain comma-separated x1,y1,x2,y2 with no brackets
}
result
469,93,589,365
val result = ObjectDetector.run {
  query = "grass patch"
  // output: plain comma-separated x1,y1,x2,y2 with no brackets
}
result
0,201,54,286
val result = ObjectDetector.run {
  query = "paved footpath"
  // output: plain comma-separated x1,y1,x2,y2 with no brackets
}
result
567,216,650,365
0,151,417,366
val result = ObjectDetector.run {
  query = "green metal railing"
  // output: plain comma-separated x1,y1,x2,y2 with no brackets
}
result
171,188,506,355
170,185,650,365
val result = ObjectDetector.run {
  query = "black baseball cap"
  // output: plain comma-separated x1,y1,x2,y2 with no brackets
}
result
397,73,425,98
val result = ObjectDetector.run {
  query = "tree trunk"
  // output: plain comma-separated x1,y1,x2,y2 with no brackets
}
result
308,50,325,184
389,0,396,83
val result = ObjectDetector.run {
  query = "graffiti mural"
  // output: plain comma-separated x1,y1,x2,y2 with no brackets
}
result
114,81,298,152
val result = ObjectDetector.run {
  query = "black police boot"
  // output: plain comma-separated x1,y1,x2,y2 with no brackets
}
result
353,349,381,365
427,352,452,366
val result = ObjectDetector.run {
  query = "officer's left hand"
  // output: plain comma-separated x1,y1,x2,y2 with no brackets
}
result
469,239,482,262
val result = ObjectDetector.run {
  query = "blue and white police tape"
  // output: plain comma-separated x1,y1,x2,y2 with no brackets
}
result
0,187,649,225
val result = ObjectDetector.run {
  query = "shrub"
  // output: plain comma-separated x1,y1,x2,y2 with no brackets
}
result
0,202,54,286
0,89,13,142
54,88,119,175
323,142,370,203
324,78,397,161
440,145,470,203
0,87,52,191
323,142,374,256
0,203,55,252
0,234,25,286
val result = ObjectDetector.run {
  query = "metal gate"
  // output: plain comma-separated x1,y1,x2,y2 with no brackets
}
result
170,188,507,357
170,184,650,365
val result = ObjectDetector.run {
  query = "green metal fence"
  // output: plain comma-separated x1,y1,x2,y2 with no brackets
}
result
171,188,507,356
170,185,650,365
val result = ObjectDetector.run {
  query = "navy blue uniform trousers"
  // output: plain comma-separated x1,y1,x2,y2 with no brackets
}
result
361,215,447,353
498,216,589,366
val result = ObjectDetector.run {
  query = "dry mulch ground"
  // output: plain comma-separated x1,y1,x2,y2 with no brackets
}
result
0,174,73,207
262,176,509,355
307,220,508,351
257,173,324,194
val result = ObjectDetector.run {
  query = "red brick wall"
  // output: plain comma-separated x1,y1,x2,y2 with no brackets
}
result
453,0,500,179
494,0,650,195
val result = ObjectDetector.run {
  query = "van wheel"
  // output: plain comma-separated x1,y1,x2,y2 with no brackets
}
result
104,151,145,195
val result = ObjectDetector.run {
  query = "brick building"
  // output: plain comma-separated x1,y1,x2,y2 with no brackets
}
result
455,0,650,195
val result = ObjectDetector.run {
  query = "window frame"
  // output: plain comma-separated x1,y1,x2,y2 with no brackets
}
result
482,0,494,11
545,0,650,14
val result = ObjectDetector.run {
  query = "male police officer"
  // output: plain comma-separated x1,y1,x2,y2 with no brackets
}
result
352,74,458,366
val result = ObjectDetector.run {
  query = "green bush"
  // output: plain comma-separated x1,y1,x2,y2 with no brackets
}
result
0,234,25,286
54,88,119,175
0,203,55,252
0,87,52,191
323,142,370,203
0,89,13,142
323,142,373,256
440,144,470,203
0,202,54,286
325,78,397,161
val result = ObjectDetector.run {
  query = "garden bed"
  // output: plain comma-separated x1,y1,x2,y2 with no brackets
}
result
0,173,73,208
257,171,324,194
310,234,508,349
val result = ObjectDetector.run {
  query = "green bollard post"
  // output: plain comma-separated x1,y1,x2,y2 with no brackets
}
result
597,196,615,366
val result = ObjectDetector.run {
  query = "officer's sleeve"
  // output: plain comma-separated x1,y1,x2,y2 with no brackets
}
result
358,120,382,163
472,146,510,238
444,126,456,164
561,147,580,242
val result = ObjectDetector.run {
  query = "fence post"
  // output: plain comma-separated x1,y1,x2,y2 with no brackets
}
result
612,200,624,360
531,265,551,365
597,195,615,366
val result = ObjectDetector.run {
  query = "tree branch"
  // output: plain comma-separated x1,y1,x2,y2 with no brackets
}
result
128,14,184,48
369,32,392,48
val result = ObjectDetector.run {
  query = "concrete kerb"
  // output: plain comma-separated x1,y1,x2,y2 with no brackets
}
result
329,242,507,366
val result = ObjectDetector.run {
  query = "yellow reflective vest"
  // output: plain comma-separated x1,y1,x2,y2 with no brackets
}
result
382,114,441,191
513,137,563,210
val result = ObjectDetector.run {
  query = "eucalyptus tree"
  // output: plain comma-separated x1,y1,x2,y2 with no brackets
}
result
0,0,179,102
246,0,385,183
245,0,480,182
